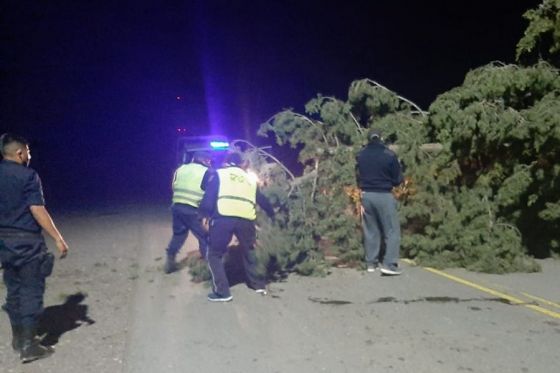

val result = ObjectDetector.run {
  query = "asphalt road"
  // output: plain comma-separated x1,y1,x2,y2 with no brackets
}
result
1,206,559,372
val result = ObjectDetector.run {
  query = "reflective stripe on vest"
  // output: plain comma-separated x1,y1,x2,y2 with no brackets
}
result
172,163,208,207
216,167,257,220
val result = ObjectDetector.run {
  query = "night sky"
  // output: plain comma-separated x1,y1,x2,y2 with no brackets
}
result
0,0,542,206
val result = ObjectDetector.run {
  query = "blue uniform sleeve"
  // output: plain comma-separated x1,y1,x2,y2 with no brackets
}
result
24,171,45,207
200,169,212,191
198,171,219,218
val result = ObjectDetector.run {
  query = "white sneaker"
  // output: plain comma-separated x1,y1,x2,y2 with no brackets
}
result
367,263,378,273
255,289,268,295
380,265,402,276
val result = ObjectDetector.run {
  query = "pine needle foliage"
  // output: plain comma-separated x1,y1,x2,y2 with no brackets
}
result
254,61,559,275
517,0,560,66
426,62,560,266
188,1,560,279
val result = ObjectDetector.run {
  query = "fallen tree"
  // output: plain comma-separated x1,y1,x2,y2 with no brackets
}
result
188,1,560,279
253,60,560,276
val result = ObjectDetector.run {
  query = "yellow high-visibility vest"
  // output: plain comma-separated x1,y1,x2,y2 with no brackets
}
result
216,167,257,220
172,163,208,207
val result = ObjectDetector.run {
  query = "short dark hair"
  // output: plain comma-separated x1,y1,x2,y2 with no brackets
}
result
192,151,211,163
0,133,29,157
224,152,243,166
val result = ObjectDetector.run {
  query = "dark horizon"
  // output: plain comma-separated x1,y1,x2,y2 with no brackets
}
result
1,0,542,206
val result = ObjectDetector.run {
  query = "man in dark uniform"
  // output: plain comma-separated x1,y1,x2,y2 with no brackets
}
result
0,133,69,363
356,129,404,275
199,152,274,302
164,151,212,273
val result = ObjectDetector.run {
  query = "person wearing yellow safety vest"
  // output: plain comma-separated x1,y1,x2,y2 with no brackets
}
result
198,152,274,302
164,151,212,274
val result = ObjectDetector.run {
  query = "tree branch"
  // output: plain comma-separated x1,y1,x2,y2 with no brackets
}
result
292,112,330,147
321,96,365,136
231,139,296,181
362,79,427,116
231,139,298,196
311,158,319,200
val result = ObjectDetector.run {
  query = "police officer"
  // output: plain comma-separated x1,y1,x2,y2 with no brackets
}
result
356,129,403,275
164,151,212,273
0,133,69,363
199,152,274,302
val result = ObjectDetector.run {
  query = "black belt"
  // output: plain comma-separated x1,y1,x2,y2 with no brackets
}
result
0,229,42,239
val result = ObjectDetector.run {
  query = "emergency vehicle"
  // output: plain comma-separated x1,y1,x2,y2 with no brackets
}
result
176,135,230,167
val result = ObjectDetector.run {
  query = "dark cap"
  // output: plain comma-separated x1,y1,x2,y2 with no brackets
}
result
368,128,383,141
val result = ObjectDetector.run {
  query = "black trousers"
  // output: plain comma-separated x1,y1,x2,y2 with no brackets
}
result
0,235,48,328
207,217,265,297
166,203,208,258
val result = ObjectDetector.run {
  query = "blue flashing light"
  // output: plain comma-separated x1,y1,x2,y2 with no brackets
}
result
210,141,229,150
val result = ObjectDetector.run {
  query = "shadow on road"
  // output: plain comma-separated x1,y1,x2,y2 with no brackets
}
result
224,247,249,287
38,292,96,346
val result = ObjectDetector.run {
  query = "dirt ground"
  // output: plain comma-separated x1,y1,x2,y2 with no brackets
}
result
1,205,559,373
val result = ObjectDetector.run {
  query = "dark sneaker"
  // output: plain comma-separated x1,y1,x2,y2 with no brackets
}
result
255,288,268,295
21,343,54,363
380,264,402,276
20,327,54,364
207,292,233,302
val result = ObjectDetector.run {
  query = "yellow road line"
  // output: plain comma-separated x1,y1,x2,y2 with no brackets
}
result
423,267,560,320
521,292,560,310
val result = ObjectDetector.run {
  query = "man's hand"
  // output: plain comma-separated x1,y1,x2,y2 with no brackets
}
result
56,238,69,259
201,218,210,233
30,205,68,258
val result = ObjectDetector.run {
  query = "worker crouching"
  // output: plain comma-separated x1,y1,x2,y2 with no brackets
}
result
198,152,274,302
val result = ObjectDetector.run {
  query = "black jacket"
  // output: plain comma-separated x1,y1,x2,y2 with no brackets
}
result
356,140,403,192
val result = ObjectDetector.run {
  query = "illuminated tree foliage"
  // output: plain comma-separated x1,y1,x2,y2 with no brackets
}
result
254,80,429,276
254,61,559,275
188,1,560,279
517,0,560,66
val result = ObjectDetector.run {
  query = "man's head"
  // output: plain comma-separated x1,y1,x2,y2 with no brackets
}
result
367,128,383,143
223,152,243,167
0,133,31,166
192,151,211,167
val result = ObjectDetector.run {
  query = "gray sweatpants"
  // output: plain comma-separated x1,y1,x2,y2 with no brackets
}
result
361,191,401,266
